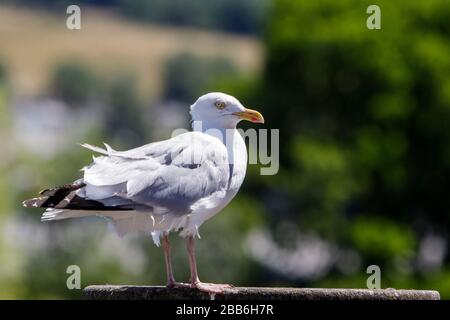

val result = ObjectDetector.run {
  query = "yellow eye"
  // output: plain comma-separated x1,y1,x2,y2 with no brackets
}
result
215,101,225,109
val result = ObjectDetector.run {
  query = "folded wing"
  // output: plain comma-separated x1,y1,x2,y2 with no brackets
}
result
81,132,230,215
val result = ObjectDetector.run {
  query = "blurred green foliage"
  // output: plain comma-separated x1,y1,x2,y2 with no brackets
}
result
0,64,6,84
0,62,11,215
350,216,415,262
163,52,238,102
245,0,450,295
51,62,98,105
103,73,148,147
0,63,24,298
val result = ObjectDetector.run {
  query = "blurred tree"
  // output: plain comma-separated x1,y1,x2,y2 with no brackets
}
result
163,52,238,102
51,62,97,106
239,0,450,292
258,0,450,230
0,64,5,84
104,74,148,147
116,0,269,35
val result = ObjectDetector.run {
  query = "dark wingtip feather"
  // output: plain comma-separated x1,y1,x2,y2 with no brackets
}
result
24,183,86,208
23,183,133,211
22,196,49,208
39,183,86,196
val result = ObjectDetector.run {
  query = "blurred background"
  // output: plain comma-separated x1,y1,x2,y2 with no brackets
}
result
1,0,449,299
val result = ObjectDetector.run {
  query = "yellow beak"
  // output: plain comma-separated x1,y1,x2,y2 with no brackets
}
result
233,108,265,124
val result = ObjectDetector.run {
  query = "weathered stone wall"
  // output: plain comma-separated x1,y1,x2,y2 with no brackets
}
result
83,285,440,300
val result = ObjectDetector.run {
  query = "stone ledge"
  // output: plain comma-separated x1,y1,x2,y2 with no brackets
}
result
83,285,440,300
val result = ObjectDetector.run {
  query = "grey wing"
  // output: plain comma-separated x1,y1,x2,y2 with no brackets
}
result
81,132,230,215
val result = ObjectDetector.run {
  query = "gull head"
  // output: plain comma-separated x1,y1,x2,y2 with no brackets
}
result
190,92,264,129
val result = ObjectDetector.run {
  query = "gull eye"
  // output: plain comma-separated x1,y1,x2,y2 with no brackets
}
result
214,101,225,109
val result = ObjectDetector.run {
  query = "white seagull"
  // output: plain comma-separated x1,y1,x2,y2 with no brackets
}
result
23,92,264,294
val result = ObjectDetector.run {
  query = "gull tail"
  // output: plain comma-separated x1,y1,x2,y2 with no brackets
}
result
22,181,133,222
41,208,94,221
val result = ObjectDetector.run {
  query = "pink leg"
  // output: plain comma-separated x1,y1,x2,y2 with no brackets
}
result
162,234,189,288
185,236,233,294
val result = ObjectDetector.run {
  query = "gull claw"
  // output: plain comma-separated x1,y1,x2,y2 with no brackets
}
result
192,282,233,295
167,281,233,294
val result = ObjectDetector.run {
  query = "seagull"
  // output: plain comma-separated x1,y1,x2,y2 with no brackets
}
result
23,92,264,294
